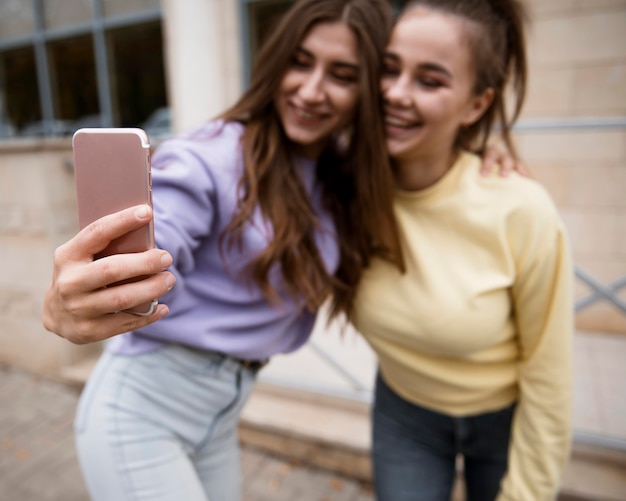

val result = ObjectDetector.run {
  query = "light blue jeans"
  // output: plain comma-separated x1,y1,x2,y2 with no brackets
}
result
74,344,259,501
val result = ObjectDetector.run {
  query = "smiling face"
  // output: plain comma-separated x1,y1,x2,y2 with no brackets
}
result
382,7,492,165
275,21,360,159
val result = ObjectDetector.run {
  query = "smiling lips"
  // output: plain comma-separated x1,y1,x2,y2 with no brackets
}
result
385,113,421,132
290,104,328,125
291,104,419,131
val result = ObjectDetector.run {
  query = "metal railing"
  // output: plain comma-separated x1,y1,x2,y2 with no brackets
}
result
575,265,626,315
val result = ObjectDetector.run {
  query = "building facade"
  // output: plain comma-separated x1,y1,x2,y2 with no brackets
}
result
0,0,625,378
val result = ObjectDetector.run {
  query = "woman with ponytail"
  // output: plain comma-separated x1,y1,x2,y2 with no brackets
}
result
352,1,573,499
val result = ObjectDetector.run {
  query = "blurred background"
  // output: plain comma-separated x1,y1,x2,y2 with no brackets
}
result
0,1,624,500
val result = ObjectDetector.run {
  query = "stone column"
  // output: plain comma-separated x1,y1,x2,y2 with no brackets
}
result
161,0,244,132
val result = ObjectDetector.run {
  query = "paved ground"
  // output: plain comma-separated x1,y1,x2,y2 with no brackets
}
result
3,328,626,501
0,362,374,501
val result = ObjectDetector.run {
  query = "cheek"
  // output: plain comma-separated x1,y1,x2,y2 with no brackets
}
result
421,95,461,124
416,93,443,114
278,70,298,94
334,89,358,121
380,77,393,96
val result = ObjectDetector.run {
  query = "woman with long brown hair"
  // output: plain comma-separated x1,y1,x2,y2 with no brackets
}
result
42,1,401,499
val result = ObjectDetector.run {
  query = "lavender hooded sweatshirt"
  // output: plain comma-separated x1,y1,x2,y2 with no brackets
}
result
107,120,340,360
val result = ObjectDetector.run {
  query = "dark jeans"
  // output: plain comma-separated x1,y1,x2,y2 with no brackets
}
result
372,372,515,501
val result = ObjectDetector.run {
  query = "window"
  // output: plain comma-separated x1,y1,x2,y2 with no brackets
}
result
246,0,293,69
240,0,407,84
0,0,167,139
108,21,166,128
0,46,39,137
46,35,98,133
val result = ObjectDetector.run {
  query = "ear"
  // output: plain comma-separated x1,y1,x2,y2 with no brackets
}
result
461,87,494,127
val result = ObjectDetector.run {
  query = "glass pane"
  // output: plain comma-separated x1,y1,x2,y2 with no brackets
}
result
46,35,100,136
108,21,168,137
390,0,409,9
247,1,292,67
0,0,35,40
102,0,160,18
44,0,92,30
0,46,40,138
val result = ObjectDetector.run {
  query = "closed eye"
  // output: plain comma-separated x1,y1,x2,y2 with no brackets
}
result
419,77,444,89
292,53,312,69
331,64,358,83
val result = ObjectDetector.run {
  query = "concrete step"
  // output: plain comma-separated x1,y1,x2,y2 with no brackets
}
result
241,381,372,482
241,383,626,501
560,443,626,501
60,354,626,500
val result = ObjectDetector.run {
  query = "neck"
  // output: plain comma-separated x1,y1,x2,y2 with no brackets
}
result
393,149,458,191
292,140,327,161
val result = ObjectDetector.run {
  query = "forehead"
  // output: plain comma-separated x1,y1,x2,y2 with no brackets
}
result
388,8,473,71
300,21,359,64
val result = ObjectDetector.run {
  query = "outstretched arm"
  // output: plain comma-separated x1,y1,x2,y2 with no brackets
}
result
42,205,175,344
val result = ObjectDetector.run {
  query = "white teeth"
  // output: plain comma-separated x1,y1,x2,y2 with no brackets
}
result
295,108,316,119
385,116,412,127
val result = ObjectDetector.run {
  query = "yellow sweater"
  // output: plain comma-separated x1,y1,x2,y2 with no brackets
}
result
353,152,573,501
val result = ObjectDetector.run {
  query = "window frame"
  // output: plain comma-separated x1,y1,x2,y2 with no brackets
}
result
237,0,407,87
0,0,161,137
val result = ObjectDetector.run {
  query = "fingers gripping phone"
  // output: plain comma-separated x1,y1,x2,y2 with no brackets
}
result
72,128,158,316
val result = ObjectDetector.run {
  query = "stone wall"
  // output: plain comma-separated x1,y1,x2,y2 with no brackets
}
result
0,139,100,375
517,0,626,331
0,0,624,378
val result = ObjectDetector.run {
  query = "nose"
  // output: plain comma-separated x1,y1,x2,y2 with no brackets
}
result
383,74,411,107
298,68,325,103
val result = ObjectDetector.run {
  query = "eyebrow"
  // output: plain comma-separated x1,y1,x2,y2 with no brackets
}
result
297,47,359,72
384,52,453,80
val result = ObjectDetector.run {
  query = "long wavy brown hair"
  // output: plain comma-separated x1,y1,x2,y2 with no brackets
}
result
218,0,403,319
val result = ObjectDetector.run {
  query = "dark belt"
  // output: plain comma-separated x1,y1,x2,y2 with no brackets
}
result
176,343,269,372
237,357,269,371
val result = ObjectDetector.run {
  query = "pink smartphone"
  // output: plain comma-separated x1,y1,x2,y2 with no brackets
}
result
72,127,158,316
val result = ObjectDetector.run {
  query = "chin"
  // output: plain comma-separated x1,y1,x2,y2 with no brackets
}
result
386,143,410,160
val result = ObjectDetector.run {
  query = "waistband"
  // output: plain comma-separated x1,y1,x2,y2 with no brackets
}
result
174,343,269,372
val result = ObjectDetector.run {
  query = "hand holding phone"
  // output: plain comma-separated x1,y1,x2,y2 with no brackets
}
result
72,127,158,316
